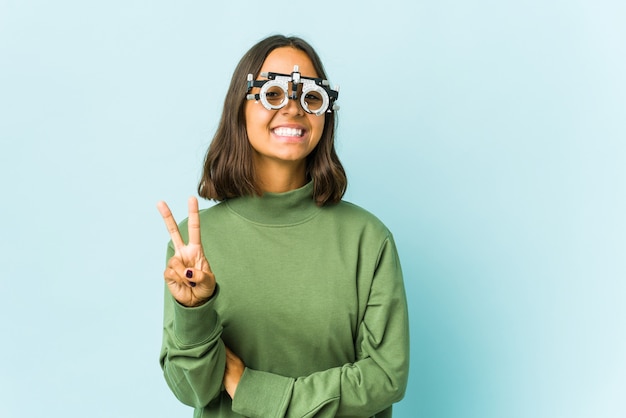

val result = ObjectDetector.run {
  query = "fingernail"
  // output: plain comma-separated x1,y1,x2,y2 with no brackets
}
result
189,281,196,287
186,269,193,279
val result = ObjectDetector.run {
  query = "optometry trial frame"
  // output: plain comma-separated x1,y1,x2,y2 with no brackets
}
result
246,65,339,116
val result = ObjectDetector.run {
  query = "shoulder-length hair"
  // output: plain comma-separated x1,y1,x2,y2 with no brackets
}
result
197,35,347,206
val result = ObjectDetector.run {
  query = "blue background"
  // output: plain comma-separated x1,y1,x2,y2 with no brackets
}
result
1,1,624,417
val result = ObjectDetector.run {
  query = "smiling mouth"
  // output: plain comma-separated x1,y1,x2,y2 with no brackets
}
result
272,127,305,137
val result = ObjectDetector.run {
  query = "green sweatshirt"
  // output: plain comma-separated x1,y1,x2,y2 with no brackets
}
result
160,182,410,417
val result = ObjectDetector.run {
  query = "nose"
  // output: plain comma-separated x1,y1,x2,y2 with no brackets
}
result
280,82,304,116
281,95,305,116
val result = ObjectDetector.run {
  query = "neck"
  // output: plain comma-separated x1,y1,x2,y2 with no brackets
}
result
254,157,308,193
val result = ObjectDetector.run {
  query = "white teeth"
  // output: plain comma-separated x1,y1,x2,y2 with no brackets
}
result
273,127,303,137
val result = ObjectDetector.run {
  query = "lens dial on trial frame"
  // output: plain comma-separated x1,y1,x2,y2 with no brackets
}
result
246,65,339,116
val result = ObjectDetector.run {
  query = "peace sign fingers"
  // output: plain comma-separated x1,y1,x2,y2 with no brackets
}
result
157,197,216,307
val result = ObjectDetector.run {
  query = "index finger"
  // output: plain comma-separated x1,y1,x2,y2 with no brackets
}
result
157,200,185,252
187,196,202,246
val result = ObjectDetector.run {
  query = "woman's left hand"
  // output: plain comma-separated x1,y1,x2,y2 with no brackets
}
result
224,346,245,399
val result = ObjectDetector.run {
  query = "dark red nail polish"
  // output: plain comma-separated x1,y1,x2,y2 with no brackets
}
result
189,281,196,287
186,269,193,279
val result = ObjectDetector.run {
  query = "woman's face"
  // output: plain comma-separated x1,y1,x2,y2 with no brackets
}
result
244,47,325,168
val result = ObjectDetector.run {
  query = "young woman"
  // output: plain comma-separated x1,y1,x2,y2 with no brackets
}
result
157,35,409,418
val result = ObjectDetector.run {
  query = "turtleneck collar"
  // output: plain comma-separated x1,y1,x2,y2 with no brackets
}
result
225,181,321,226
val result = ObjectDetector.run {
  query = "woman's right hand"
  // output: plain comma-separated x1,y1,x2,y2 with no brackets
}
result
157,197,216,307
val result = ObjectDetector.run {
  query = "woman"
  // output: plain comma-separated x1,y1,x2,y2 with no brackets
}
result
157,35,409,417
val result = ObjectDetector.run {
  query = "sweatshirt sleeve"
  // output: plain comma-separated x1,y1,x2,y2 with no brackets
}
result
231,235,410,418
159,243,226,408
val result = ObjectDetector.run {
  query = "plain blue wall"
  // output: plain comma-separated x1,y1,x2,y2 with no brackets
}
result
1,1,624,417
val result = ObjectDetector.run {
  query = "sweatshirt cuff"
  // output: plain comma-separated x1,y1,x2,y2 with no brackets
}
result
172,285,220,347
232,368,294,418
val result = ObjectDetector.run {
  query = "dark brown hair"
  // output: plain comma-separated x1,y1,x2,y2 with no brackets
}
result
197,35,347,206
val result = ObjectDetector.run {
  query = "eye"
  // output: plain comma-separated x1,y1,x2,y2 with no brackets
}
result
264,85,286,105
305,93,322,102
